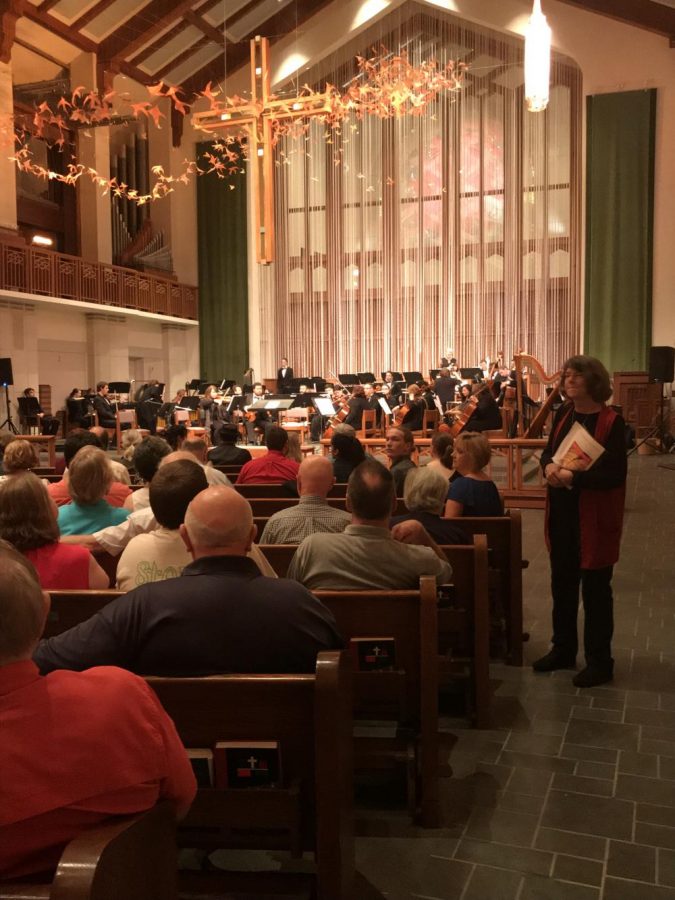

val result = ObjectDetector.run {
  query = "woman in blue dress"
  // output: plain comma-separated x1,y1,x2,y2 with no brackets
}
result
444,431,503,517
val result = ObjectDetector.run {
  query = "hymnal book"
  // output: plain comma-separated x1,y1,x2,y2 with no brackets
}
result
350,637,396,672
213,741,281,789
188,749,214,787
552,422,605,472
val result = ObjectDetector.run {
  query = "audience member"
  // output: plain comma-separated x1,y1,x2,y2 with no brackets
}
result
330,432,366,482
182,438,231,485
124,436,172,510
0,431,16,474
0,440,39,482
162,423,188,450
35,486,343,676
390,466,470,546
207,424,252,466
385,426,417,495
444,432,503,517
116,460,208,590
0,473,109,589
285,431,303,464
118,428,143,471
260,456,350,544
428,431,455,481
60,451,276,577
0,542,196,880
288,459,452,590
48,431,131,508
57,446,131,535
236,426,300,485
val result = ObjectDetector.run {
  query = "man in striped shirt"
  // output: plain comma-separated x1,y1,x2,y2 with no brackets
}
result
259,456,350,545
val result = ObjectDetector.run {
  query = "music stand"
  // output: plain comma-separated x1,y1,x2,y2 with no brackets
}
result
338,373,358,386
403,371,423,384
460,368,483,382
250,399,295,411
186,379,202,394
381,371,403,382
310,376,327,392
357,372,376,384
108,381,131,393
429,369,442,379
178,396,200,411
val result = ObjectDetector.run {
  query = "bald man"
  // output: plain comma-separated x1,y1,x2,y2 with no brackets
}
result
34,487,343,677
260,456,351,545
0,541,195,880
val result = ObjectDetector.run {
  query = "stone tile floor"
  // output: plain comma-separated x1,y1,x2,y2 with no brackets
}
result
355,455,675,899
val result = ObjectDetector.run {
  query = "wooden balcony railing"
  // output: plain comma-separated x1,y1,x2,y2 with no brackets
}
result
0,240,198,320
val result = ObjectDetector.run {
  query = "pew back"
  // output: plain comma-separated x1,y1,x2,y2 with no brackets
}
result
148,651,353,900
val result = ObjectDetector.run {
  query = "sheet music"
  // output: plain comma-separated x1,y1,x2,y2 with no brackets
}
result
378,397,393,416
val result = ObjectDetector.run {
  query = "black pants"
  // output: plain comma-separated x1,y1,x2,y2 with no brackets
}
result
550,530,614,669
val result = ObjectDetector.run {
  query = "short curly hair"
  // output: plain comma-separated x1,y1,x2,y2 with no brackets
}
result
562,355,612,403
2,440,39,474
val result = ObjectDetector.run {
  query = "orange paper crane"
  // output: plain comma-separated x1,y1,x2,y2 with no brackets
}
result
192,36,332,265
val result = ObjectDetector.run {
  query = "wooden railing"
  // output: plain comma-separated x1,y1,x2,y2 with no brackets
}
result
0,239,198,320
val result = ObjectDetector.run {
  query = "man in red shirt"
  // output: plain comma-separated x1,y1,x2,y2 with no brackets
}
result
0,542,196,881
236,425,300,485
47,431,131,508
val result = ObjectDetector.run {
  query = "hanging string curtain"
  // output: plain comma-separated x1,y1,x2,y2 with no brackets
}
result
261,2,581,380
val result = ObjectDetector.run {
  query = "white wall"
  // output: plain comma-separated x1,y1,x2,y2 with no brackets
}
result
0,296,198,420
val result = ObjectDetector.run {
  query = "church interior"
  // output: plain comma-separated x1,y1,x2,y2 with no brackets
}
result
0,0,674,897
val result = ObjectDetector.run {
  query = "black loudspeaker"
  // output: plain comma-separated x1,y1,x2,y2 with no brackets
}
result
648,346,675,384
0,358,13,386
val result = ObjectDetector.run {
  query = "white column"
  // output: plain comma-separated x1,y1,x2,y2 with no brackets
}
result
0,60,18,236
86,313,129,386
70,52,112,264
0,300,38,422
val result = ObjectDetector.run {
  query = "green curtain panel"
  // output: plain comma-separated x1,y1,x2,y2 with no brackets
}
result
196,142,249,381
585,89,656,372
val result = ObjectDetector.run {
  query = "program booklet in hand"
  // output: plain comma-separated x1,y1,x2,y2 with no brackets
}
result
552,421,605,472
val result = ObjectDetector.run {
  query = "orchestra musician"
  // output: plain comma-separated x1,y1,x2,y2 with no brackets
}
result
66,389,93,430
344,385,370,430
19,388,59,435
452,384,502,433
277,357,294,393
245,382,271,444
392,384,426,431
92,382,117,429
433,368,460,410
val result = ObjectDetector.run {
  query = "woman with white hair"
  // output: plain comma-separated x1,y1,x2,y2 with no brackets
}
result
390,465,469,545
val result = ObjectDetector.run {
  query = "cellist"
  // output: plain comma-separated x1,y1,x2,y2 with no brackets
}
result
391,384,426,431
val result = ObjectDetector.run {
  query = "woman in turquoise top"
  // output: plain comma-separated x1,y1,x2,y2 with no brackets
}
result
444,431,503,517
58,446,130,536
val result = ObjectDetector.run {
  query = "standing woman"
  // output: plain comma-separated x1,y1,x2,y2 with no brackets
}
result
533,356,627,688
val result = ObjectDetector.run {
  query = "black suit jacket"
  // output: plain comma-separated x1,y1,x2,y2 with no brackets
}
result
93,394,116,427
277,367,294,392
433,376,458,409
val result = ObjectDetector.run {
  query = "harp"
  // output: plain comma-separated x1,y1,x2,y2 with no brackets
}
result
514,352,562,437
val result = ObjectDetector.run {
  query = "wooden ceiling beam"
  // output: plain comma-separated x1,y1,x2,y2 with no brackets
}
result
0,0,25,65
70,0,111,32
129,19,187,65
23,3,98,53
37,0,60,12
184,9,223,46
554,0,675,42
152,34,211,81
98,0,197,64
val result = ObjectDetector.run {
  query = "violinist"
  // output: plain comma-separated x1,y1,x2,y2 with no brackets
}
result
244,382,271,444
199,384,219,432
392,384,426,432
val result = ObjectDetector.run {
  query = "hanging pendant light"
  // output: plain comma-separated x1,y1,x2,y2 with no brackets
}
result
524,0,551,112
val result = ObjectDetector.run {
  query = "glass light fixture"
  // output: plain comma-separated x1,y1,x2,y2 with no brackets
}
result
524,0,551,112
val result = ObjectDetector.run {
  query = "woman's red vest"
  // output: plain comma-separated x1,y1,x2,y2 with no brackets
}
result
545,404,626,569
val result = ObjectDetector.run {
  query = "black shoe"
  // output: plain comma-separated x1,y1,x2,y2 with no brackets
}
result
532,649,577,673
573,666,613,688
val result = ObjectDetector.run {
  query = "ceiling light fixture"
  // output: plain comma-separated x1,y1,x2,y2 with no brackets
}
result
31,234,53,247
524,0,551,112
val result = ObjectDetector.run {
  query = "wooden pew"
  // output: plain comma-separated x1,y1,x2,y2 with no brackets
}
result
445,510,524,666
260,540,491,728
0,803,177,900
148,651,354,900
438,537,490,728
44,590,121,639
248,496,406,517
315,577,440,827
236,483,349,499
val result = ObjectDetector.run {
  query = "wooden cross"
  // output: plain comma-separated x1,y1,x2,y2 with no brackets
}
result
193,35,332,265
